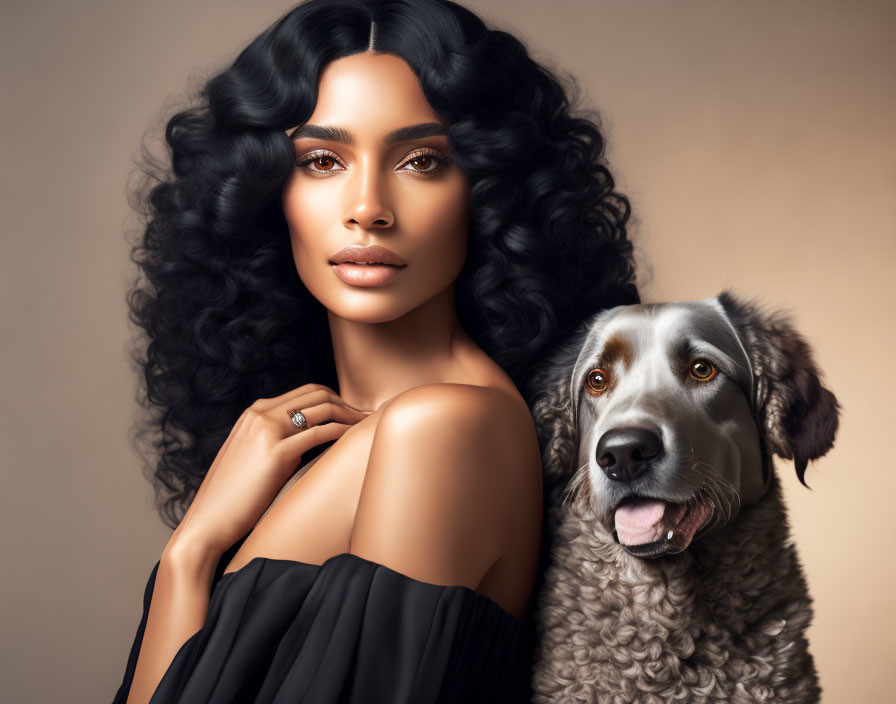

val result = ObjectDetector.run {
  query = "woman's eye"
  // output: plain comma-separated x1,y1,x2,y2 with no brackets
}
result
296,150,344,174
689,358,718,381
399,150,452,175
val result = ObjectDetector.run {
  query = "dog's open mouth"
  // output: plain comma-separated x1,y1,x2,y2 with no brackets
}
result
612,496,714,557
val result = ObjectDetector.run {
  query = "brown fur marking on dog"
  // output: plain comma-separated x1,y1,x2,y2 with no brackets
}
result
598,333,633,371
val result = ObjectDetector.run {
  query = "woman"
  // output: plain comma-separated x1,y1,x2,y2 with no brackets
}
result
114,0,638,701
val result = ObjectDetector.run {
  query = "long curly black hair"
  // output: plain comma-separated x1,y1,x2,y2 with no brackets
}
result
126,0,640,529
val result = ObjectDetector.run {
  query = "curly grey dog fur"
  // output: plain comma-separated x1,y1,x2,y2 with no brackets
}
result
527,291,839,703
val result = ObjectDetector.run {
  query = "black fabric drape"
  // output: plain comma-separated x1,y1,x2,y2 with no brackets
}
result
111,552,534,703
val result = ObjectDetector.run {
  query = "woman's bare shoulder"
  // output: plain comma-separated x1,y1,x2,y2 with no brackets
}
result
348,380,542,595
375,382,540,475
378,381,535,432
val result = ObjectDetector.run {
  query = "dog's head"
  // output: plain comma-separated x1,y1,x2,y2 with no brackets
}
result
530,290,839,558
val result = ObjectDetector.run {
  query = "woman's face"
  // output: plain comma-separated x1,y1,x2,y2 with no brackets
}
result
282,51,470,324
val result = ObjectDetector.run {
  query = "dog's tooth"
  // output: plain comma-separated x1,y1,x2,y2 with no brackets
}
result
667,530,674,540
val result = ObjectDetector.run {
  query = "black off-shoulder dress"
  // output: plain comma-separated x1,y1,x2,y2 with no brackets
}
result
111,548,534,703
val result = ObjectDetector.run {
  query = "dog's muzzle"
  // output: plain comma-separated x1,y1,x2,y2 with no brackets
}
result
595,426,715,557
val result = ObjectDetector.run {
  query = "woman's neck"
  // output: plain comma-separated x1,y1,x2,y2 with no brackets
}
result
326,285,472,411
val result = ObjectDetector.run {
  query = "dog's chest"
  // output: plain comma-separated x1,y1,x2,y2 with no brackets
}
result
531,499,817,703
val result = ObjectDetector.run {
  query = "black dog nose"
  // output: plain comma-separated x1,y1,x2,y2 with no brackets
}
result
595,427,663,482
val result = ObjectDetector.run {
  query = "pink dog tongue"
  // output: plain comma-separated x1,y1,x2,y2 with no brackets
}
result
614,498,712,551
614,499,667,545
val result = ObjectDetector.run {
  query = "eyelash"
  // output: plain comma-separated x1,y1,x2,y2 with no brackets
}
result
295,148,453,177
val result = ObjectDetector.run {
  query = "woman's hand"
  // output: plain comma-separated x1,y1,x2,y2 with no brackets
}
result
166,383,372,560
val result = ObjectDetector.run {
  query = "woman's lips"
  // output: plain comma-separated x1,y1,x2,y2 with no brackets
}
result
331,262,405,286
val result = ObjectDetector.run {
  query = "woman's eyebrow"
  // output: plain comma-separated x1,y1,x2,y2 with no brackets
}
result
288,122,447,145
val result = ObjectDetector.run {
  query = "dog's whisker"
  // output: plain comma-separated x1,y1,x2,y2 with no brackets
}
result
560,460,591,509
689,457,740,512
686,459,740,526
706,473,735,526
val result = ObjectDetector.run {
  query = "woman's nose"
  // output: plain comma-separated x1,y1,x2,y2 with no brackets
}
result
343,156,394,229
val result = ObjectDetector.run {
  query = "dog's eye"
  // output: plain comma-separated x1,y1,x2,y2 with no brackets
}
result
585,368,611,396
689,359,718,381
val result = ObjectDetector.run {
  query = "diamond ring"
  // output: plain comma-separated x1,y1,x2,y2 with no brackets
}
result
287,409,308,431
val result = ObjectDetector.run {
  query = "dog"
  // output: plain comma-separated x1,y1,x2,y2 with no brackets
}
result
527,291,839,703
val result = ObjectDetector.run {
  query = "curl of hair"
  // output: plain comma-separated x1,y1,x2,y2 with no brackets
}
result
126,0,639,529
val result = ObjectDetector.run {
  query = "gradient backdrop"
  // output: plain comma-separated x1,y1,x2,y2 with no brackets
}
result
1,1,892,701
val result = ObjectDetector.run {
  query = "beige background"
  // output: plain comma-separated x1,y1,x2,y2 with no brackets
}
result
1,0,892,701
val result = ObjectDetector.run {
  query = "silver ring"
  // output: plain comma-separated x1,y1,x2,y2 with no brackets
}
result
288,409,308,431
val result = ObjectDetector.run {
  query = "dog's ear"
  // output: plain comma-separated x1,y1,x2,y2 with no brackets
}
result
716,290,840,486
526,326,589,487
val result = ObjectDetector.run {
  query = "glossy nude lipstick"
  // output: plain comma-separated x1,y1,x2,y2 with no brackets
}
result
329,244,407,287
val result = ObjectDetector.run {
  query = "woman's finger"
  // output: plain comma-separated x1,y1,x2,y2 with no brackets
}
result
275,420,353,461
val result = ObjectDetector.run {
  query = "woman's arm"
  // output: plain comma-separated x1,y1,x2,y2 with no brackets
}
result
124,541,220,704
120,383,370,703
